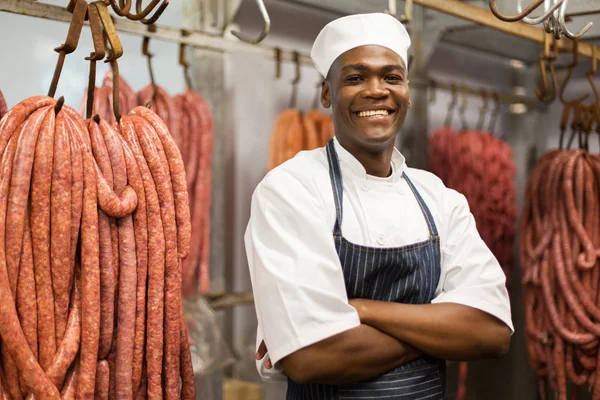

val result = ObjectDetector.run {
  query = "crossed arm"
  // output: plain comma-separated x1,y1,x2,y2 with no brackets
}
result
257,301,511,385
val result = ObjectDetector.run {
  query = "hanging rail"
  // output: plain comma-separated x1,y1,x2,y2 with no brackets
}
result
412,0,600,62
413,77,541,108
0,0,312,66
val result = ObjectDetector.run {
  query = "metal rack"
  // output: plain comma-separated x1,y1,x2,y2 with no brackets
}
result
0,0,314,66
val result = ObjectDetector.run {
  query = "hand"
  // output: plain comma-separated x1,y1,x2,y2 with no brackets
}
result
255,340,273,369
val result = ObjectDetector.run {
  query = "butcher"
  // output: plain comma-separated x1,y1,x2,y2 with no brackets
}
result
244,12,513,399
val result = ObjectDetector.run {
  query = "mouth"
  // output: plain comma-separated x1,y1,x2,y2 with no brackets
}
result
352,108,397,120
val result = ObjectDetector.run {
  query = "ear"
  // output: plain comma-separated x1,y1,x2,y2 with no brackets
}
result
321,81,332,109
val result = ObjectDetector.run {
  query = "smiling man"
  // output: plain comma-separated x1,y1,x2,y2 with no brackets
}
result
244,13,513,400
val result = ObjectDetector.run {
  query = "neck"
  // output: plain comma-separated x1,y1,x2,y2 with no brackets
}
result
336,137,395,178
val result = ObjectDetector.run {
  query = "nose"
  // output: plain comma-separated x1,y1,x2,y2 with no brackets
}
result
361,78,389,99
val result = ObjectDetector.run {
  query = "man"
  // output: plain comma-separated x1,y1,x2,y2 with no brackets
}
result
244,12,513,399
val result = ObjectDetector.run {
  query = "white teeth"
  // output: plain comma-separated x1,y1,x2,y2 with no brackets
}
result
358,110,389,117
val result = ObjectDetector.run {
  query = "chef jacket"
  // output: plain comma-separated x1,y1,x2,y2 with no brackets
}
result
244,137,514,382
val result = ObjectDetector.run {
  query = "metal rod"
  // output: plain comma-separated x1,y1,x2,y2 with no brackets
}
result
412,0,600,62
0,0,313,66
412,77,542,108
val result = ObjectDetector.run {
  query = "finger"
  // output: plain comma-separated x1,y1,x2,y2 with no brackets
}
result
256,340,267,360
265,359,272,369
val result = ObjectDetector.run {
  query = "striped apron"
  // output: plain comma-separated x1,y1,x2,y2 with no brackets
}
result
287,139,445,400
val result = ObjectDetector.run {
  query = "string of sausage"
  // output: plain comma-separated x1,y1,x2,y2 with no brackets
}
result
521,149,600,399
0,95,195,398
0,90,7,121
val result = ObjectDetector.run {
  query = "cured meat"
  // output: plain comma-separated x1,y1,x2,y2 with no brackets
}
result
0,94,194,398
0,90,7,120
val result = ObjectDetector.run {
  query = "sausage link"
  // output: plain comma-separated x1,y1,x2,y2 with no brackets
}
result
117,134,148,396
96,119,136,400
31,109,57,371
51,110,73,344
67,117,83,306
6,106,50,299
95,361,110,400
0,96,55,156
2,346,21,400
24,273,81,400
180,308,196,400
73,125,101,400
0,110,59,398
131,115,180,399
107,351,116,400
130,106,190,260
96,170,138,218
0,363,9,400
89,120,116,360
18,208,37,391
0,90,7,121
60,362,78,400
135,363,147,400
119,116,164,400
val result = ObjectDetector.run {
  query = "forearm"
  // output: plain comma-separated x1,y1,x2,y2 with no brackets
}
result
280,323,421,385
355,301,511,361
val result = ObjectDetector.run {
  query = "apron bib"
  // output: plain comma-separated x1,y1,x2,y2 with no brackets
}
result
287,140,445,400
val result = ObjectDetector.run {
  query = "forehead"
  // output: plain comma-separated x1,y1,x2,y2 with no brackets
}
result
333,45,405,72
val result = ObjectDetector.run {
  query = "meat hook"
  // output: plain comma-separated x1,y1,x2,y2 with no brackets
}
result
142,29,158,107
489,0,545,22
557,0,593,39
179,30,193,90
444,84,459,128
476,90,489,132
517,0,565,25
289,51,301,109
231,0,271,44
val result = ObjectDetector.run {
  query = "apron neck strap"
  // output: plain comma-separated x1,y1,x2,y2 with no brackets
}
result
326,139,343,236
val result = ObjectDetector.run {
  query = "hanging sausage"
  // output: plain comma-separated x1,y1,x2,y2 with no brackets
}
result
521,47,600,398
0,90,7,120
0,3,195,398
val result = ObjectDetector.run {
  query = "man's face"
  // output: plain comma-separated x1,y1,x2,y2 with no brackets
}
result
321,45,410,151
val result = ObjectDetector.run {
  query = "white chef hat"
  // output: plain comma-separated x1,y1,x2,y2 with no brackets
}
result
311,13,411,78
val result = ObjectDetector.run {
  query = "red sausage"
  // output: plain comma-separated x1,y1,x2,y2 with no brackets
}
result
131,115,180,399
31,108,57,371
51,109,73,344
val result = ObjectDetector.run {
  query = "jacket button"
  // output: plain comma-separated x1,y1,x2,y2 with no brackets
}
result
361,183,370,192
377,236,386,245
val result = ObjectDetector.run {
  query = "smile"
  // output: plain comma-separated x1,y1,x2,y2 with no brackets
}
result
354,109,396,118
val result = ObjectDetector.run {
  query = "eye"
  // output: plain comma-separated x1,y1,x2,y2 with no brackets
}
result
345,75,363,83
385,75,404,83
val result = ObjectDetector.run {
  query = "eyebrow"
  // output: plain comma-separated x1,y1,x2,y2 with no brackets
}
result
341,63,405,74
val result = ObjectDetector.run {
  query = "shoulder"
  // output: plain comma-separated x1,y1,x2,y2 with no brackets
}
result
253,147,330,203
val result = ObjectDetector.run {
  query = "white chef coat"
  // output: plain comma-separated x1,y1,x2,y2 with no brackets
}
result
244,137,514,382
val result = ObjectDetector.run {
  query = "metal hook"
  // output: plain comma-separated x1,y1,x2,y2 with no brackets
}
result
458,86,469,132
535,34,558,104
142,31,158,105
557,0,593,39
587,46,599,103
231,0,271,44
444,84,459,128
428,80,436,104
476,90,489,132
180,30,193,90
312,80,322,110
518,0,565,25
48,0,88,98
275,48,282,79
559,40,589,104
85,2,106,119
488,92,501,134
289,51,301,109
489,0,545,22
